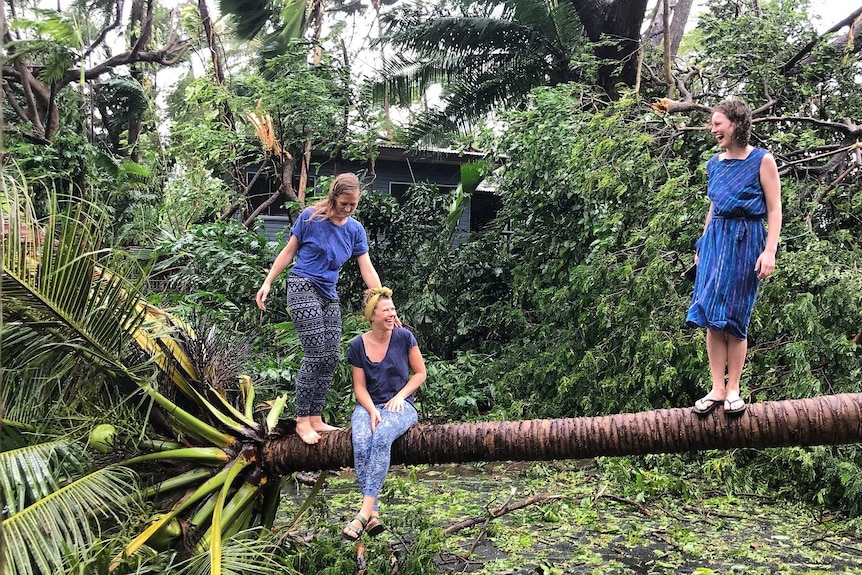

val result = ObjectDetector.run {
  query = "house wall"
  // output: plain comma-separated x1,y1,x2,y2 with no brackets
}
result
252,151,480,244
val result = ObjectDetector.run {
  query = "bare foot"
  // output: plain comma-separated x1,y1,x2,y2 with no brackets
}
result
312,422,341,432
295,421,321,444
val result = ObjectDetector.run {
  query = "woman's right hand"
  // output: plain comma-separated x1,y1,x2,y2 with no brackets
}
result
693,252,699,265
368,408,382,432
256,284,270,310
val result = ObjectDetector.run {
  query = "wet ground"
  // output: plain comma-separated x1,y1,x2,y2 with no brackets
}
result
284,459,862,574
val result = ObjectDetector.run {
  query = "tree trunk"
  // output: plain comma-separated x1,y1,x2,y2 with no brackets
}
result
667,0,693,57
569,0,650,97
646,0,693,58
263,393,862,473
242,155,297,227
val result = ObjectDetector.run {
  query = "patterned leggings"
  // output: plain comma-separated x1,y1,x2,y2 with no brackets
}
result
351,402,418,509
286,276,341,417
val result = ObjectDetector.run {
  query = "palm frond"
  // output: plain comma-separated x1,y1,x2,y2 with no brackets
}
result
279,0,311,42
0,440,88,515
94,76,150,127
372,0,587,145
1,186,149,381
179,528,293,575
3,466,139,575
219,0,275,41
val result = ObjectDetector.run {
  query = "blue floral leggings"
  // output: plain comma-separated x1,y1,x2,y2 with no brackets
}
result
350,402,418,510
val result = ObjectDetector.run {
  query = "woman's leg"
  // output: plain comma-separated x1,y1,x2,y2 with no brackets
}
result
725,334,748,407
345,405,389,539
308,298,342,433
287,278,338,444
351,405,374,497
704,329,729,399
361,403,418,505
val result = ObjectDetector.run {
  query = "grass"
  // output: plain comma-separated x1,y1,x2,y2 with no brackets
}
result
280,458,862,574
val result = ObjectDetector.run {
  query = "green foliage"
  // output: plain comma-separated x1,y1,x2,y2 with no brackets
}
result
167,79,250,176
151,220,276,325
598,456,695,501
346,182,519,360
373,0,593,145
465,87,707,418
234,47,349,156
419,351,497,422
291,500,444,575
2,128,97,207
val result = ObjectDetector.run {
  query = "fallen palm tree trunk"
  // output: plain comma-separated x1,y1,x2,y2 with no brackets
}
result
263,393,862,473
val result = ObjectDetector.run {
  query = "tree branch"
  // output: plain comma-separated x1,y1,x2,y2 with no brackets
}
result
443,492,562,534
781,6,862,73
754,115,861,136
83,0,125,60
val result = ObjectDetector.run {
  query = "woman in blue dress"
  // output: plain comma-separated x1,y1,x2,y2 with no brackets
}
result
342,287,426,540
687,99,782,416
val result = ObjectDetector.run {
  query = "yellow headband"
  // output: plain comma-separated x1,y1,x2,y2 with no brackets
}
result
364,287,393,322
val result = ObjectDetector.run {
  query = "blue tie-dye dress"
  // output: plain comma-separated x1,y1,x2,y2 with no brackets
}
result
686,147,768,340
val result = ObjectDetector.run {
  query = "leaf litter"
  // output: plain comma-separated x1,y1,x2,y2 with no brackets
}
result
285,458,862,574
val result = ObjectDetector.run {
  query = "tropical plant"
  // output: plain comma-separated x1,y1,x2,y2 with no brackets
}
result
3,0,189,142
372,0,592,146
0,180,309,575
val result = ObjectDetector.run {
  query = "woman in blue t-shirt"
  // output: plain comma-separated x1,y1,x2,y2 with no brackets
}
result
256,173,385,444
342,287,426,540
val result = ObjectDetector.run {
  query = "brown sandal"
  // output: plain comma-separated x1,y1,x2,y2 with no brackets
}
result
342,514,368,541
366,514,385,537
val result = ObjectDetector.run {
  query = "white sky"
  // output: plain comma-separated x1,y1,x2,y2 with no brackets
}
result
687,0,861,33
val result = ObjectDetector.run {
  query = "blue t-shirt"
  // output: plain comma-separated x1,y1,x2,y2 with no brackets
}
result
290,207,369,301
347,327,419,405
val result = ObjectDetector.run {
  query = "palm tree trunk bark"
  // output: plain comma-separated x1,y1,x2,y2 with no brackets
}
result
263,393,862,473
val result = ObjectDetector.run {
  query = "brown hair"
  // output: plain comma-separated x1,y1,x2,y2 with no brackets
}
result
306,173,362,222
714,99,752,148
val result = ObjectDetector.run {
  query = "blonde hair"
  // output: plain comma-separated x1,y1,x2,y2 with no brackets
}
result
306,173,361,222
362,287,393,322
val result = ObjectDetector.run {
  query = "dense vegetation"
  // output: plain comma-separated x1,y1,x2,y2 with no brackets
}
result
3,0,862,573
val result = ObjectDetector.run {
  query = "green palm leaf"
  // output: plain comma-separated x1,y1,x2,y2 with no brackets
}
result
220,0,274,40
3,466,139,575
373,0,587,145
1,187,149,383
0,440,88,515
180,528,296,575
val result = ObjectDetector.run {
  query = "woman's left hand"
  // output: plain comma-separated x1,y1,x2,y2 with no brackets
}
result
755,250,776,280
384,396,405,413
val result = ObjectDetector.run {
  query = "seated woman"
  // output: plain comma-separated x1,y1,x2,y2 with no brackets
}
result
342,287,427,540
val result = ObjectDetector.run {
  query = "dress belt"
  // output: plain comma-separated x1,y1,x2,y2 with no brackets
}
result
712,214,764,221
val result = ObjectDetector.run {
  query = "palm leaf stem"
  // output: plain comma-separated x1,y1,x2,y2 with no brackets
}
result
201,480,261,549
117,463,236,561
205,387,260,431
138,468,214,499
189,491,220,530
264,394,288,434
239,375,255,421
137,439,185,451
258,477,284,530
141,385,236,448
122,447,230,466
0,418,36,431
208,454,254,575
